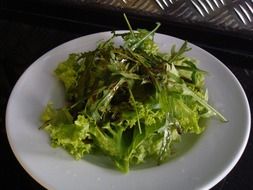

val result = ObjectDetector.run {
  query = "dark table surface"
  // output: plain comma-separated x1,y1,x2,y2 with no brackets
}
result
1,4,253,190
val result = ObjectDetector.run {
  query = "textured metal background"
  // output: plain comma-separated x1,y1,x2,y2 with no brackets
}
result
90,0,253,33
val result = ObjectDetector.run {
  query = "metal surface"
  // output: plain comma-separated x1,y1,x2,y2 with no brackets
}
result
92,0,253,33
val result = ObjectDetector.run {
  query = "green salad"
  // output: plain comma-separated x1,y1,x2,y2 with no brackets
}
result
40,14,227,172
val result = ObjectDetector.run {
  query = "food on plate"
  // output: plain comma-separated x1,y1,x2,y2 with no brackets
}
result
40,14,227,172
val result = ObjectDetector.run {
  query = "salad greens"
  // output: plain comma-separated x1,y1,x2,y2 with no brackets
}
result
40,14,227,172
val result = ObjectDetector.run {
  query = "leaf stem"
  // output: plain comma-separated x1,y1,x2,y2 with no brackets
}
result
131,22,161,51
123,13,134,38
128,86,142,134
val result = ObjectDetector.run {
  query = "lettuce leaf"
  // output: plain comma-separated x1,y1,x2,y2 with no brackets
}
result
41,106,92,159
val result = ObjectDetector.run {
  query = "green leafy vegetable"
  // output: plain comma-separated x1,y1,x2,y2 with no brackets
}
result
40,14,227,173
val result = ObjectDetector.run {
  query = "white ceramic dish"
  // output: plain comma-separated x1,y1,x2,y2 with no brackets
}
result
6,31,251,190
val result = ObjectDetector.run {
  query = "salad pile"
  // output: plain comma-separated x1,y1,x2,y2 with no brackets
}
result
41,15,227,172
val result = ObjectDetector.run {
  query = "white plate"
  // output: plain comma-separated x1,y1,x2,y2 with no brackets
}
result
6,31,251,190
